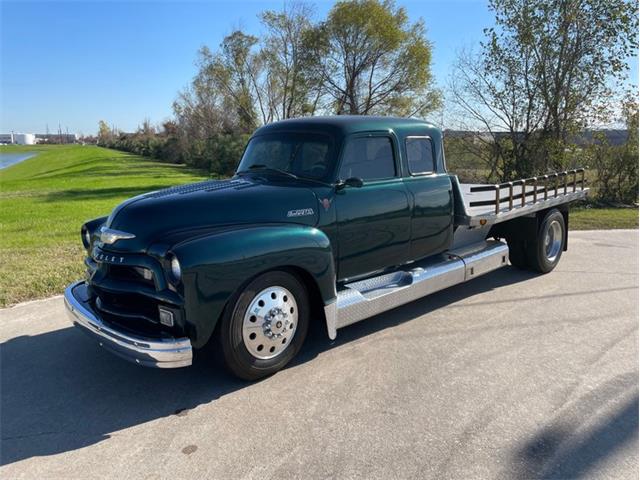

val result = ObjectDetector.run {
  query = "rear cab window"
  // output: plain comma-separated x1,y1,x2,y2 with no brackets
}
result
406,137,435,175
338,136,396,181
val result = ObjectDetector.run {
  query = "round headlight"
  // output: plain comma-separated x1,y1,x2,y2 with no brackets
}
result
81,227,91,249
169,255,181,283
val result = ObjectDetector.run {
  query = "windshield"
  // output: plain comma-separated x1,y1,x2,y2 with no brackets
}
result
236,132,334,181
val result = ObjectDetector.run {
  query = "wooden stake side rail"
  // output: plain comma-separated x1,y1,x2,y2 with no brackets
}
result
468,169,587,215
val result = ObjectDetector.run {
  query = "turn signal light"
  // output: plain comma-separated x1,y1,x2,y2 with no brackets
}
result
158,307,174,327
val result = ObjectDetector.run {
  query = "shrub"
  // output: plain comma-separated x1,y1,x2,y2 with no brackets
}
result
587,135,638,205
102,131,249,178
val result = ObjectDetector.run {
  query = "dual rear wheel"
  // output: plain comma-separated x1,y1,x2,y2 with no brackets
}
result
508,209,566,273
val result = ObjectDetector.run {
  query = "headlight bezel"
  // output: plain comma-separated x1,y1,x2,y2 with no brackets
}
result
167,253,182,285
81,225,91,249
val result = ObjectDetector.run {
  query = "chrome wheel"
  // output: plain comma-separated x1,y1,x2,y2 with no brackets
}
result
544,219,562,262
242,286,298,360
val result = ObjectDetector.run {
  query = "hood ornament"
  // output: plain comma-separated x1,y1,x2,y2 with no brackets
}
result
99,226,136,244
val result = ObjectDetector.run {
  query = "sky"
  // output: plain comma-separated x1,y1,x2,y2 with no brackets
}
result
1,0,638,135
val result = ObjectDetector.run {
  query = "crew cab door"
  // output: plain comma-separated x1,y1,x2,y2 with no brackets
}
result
402,136,454,260
334,134,411,281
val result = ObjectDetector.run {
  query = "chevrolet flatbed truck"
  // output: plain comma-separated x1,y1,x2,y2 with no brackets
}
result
65,116,588,380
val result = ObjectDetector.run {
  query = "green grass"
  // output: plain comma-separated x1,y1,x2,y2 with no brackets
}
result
0,145,207,307
569,206,638,230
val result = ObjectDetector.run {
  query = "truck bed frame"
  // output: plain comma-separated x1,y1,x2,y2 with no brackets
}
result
453,168,588,227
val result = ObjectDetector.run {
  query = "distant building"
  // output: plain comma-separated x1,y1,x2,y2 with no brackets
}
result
35,133,78,144
0,132,79,144
0,133,36,145
16,133,36,145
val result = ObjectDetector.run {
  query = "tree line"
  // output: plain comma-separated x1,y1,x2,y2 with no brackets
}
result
97,0,638,205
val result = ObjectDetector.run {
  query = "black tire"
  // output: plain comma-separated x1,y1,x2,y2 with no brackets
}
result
508,239,529,269
219,270,309,381
526,209,566,273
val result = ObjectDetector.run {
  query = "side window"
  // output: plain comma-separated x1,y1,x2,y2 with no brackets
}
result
406,137,435,175
338,137,396,181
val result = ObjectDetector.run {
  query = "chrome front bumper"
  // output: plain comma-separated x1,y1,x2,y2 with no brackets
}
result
64,281,192,368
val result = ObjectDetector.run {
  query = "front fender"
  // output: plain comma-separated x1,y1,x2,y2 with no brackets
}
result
83,216,108,248
172,225,336,348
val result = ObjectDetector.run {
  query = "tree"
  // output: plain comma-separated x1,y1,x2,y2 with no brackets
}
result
449,0,638,180
307,0,440,116
449,47,544,181
488,0,638,161
97,120,113,145
173,53,228,138
204,32,267,131
589,96,639,204
260,2,321,119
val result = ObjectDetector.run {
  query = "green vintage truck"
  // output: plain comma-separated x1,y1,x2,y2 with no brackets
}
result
65,116,587,380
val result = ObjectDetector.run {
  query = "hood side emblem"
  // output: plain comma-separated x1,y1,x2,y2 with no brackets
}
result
287,208,314,218
99,227,136,244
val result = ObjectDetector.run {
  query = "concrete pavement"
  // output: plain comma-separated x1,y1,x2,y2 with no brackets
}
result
1,230,638,479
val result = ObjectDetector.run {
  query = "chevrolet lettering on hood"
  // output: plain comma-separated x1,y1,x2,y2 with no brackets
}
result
93,251,125,264
287,208,314,218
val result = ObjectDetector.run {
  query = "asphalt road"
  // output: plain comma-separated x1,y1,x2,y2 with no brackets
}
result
1,230,638,479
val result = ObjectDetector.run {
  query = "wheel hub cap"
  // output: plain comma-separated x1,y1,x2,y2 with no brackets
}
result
544,220,562,262
242,286,298,360
263,308,289,337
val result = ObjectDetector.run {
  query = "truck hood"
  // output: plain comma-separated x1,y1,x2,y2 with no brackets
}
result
102,177,319,253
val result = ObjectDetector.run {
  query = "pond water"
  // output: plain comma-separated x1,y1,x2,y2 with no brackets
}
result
0,152,38,169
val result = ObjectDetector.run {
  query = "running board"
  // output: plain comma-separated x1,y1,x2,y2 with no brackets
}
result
324,240,509,339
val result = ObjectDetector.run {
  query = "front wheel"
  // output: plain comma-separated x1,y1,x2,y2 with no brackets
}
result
526,209,566,273
219,270,309,380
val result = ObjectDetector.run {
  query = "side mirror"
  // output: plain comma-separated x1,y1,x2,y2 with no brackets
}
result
335,177,364,190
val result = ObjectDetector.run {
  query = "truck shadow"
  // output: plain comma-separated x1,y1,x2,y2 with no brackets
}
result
0,266,602,466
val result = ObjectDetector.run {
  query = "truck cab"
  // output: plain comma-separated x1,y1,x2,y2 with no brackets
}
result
243,117,454,282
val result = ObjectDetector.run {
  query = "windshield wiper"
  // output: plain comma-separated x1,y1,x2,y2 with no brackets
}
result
237,164,299,180
237,164,333,187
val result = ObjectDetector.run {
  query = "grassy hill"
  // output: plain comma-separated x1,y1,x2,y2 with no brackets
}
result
0,145,206,306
